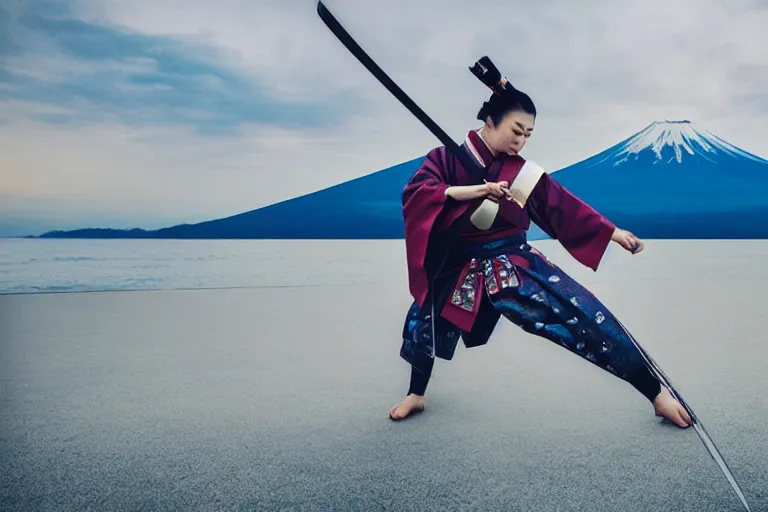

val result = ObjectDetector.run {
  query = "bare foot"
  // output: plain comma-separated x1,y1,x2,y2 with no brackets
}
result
653,387,692,428
389,394,425,421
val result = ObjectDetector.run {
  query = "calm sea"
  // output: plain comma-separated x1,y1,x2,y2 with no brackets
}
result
0,238,411,294
2,238,766,294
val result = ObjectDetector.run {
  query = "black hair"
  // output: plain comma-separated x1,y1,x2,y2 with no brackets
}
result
476,89,537,126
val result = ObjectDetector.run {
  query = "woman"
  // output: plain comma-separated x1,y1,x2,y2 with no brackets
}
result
389,56,692,429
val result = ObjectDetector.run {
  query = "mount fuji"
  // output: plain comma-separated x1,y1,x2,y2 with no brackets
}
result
549,120,768,238
38,120,768,240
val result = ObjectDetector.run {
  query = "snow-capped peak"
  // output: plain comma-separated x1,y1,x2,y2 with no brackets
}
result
614,120,766,165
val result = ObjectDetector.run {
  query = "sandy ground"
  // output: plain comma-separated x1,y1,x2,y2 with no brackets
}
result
1,240,766,511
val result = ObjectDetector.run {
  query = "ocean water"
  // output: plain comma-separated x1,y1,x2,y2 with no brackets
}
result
2,237,767,294
0,238,412,294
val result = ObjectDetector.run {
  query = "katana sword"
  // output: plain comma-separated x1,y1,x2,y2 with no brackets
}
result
315,1,485,181
316,2,752,510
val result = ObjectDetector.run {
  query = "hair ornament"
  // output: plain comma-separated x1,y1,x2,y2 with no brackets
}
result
469,56,514,95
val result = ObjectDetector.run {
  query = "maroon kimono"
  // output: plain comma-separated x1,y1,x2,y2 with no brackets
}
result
400,129,617,373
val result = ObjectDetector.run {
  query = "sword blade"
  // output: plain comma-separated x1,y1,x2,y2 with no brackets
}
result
617,319,751,511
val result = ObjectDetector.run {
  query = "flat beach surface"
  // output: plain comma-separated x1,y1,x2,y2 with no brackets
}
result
1,240,766,511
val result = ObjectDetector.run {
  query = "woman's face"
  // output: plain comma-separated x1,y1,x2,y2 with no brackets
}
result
483,110,535,156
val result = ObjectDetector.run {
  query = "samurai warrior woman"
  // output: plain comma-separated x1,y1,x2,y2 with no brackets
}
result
390,57,692,429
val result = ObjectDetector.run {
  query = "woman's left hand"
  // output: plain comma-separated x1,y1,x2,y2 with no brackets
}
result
611,227,644,254
483,180,510,201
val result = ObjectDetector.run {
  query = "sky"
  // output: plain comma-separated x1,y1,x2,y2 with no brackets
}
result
1,0,767,237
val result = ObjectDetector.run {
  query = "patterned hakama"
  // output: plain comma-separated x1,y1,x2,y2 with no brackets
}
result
401,235,661,401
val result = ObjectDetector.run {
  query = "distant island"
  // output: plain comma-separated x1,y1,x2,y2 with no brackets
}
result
34,228,153,239
37,121,768,240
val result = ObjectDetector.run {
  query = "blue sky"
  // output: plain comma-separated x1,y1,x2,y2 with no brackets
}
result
1,0,767,236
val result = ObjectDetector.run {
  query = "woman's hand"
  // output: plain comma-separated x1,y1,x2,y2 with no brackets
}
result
611,227,644,254
445,181,510,201
484,180,510,200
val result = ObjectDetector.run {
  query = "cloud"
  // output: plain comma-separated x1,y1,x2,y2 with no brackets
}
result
1,0,767,236
0,0,353,133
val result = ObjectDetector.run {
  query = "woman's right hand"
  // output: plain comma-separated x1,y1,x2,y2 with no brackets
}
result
445,181,509,201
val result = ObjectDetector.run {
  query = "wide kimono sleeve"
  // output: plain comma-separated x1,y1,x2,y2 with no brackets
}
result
402,147,473,306
526,171,616,271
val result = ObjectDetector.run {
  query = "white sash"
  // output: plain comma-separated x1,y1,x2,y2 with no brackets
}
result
469,161,546,230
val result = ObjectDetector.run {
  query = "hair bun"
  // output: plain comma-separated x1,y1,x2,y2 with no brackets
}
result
476,101,489,121
469,56,514,95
